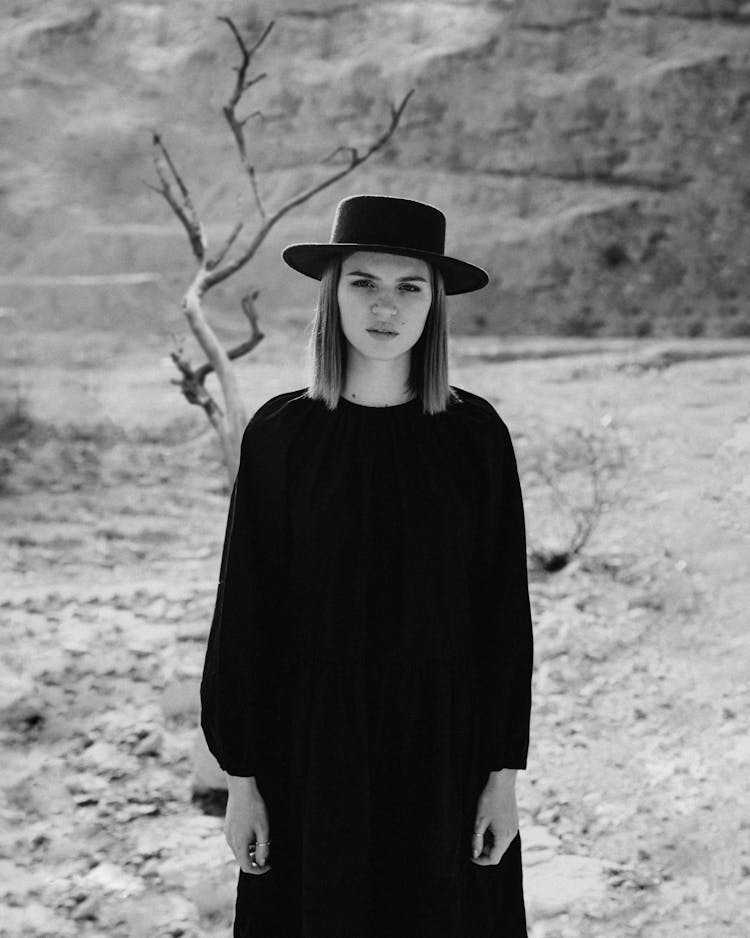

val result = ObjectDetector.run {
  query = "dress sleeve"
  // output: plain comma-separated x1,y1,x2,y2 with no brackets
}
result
199,412,287,778
476,415,534,772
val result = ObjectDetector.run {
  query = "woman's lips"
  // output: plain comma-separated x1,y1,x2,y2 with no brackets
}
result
367,329,398,338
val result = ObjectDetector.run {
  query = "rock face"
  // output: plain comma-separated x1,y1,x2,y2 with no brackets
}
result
1,0,748,336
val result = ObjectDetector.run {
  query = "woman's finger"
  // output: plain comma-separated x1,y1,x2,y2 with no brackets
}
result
471,827,517,865
247,824,271,874
234,838,255,875
228,833,270,875
472,814,491,859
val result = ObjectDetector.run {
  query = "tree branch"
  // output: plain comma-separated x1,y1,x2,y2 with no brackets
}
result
150,132,206,262
218,16,275,221
205,86,416,289
169,346,224,419
207,221,244,270
189,291,265,385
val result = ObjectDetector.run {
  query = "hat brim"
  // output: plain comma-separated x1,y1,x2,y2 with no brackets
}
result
281,243,489,295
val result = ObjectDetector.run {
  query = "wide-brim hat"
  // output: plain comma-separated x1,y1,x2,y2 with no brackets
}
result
281,194,489,295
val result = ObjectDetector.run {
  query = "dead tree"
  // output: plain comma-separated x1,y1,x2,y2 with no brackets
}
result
149,15,415,484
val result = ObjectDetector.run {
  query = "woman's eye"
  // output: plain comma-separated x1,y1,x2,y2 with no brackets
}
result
350,280,420,293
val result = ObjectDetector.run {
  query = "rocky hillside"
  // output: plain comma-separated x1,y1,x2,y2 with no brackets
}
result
1,0,749,337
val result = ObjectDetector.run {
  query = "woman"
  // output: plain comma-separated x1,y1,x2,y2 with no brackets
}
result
200,194,534,937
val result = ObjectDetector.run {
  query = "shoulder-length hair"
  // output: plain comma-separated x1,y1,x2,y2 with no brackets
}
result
304,252,461,415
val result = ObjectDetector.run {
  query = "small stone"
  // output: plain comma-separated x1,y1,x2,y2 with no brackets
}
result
72,894,101,920
133,730,163,756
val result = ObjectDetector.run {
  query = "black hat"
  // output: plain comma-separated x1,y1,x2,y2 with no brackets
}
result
281,194,489,295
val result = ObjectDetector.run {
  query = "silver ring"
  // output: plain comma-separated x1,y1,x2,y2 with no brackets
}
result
248,841,271,853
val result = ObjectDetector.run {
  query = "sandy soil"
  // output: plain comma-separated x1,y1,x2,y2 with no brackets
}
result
1,330,749,937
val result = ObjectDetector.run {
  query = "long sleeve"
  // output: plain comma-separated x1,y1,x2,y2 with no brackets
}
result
476,415,534,772
199,409,288,777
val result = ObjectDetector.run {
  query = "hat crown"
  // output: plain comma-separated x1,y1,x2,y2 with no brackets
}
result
330,195,446,256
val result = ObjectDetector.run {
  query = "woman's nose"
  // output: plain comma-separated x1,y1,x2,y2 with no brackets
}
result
372,298,398,314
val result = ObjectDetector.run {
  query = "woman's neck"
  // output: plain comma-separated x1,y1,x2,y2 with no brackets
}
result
342,355,413,407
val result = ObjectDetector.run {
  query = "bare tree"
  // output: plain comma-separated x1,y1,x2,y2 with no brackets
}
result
148,16,414,484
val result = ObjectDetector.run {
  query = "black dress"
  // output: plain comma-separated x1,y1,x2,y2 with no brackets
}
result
200,386,534,938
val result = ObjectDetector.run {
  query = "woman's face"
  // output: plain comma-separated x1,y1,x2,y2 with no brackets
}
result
337,251,433,361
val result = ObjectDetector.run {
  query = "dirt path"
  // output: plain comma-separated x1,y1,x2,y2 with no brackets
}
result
1,333,748,937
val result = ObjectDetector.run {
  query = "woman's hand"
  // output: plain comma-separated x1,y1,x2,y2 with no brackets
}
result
471,769,519,865
225,776,272,875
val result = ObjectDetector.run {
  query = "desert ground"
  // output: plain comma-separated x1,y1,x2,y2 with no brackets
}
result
1,328,749,937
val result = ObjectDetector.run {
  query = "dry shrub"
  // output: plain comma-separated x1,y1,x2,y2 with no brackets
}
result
524,417,632,571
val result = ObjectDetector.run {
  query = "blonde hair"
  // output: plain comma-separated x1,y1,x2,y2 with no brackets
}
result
304,252,461,415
